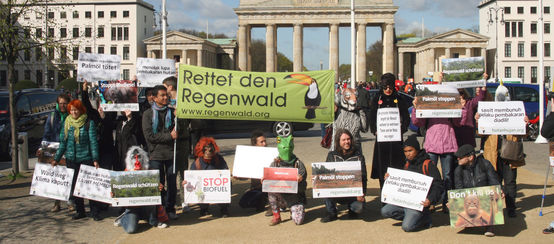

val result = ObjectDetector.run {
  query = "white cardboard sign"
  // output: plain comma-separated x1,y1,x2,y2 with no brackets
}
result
184,170,231,204
30,162,75,201
381,167,433,211
73,165,113,204
376,107,402,142
477,101,526,135
77,53,121,82
232,145,278,179
136,58,176,87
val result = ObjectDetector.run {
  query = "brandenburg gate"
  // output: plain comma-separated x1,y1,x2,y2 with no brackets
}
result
234,0,398,82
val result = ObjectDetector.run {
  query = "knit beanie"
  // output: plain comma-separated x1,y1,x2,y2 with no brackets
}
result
403,134,420,151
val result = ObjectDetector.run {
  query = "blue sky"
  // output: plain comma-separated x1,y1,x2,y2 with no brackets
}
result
155,0,482,71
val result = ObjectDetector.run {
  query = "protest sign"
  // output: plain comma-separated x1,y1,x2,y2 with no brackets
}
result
312,161,363,198
232,145,278,179
111,170,161,207
73,165,112,204
97,80,139,112
77,53,120,82
381,167,433,211
176,65,335,123
376,108,401,142
447,185,504,227
441,57,486,88
37,141,60,164
184,170,231,204
30,162,74,201
136,58,176,87
262,167,298,193
550,142,554,166
415,84,462,118
477,101,526,135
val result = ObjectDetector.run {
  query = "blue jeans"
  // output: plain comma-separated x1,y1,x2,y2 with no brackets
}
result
381,204,431,232
428,152,455,204
149,160,177,213
120,206,158,234
324,197,360,215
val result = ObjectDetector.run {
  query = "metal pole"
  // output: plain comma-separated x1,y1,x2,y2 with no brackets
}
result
536,0,548,143
350,0,356,88
162,0,167,59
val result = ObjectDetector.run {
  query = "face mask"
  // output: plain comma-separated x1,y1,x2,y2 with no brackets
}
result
277,135,294,162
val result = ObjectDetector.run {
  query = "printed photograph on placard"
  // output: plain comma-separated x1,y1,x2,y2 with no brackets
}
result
312,161,363,198
447,185,504,228
415,84,462,118
110,170,161,207
97,80,139,112
441,57,485,88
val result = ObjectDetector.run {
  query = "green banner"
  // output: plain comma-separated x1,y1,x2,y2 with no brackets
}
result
176,65,335,123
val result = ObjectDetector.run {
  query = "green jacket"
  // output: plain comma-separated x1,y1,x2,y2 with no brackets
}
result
54,119,99,163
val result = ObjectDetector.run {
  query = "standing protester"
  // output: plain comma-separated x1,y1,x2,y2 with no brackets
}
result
455,85,487,147
369,73,410,188
51,99,101,220
188,137,230,217
411,96,461,213
137,87,154,150
320,129,366,223
41,94,70,212
452,144,501,237
114,109,140,171
541,97,554,234
266,135,307,226
142,85,179,220
237,130,269,213
381,135,443,232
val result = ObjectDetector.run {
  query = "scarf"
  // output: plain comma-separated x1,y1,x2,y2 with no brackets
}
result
56,107,68,140
64,114,88,144
152,103,172,134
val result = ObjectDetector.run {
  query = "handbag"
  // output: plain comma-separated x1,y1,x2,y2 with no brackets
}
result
320,125,333,149
500,136,525,162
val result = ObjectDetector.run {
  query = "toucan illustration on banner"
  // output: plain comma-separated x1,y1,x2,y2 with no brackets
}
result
284,74,323,119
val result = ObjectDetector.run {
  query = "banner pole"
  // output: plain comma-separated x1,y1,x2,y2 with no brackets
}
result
539,160,550,216
173,68,180,175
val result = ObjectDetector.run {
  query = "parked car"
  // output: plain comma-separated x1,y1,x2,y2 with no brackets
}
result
200,119,313,137
0,88,61,160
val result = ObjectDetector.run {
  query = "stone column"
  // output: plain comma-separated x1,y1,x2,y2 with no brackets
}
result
247,25,252,71
382,23,394,74
293,23,303,72
445,48,451,58
398,51,404,80
238,24,247,70
481,48,487,74
466,48,472,57
197,49,203,67
356,23,367,83
266,24,276,72
181,50,187,64
329,23,339,82
429,48,435,74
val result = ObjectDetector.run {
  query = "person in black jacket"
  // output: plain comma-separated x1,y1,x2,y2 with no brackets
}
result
320,128,367,223
453,144,500,190
114,109,140,171
381,135,443,232
369,73,411,189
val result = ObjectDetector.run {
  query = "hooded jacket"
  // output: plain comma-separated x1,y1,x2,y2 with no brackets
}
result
403,149,444,205
454,155,500,189
411,110,461,154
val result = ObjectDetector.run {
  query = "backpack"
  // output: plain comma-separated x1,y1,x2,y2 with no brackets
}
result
404,159,432,175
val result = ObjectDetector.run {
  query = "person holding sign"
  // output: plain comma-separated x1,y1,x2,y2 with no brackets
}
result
185,137,230,217
264,135,307,226
320,129,366,223
237,130,270,214
453,144,501,237
52,99,101,220
142,85,179,220
369,73,410,189
381,135,444,232
455,86,486,147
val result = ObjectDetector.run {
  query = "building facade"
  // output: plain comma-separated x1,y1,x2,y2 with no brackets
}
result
397,29,489,83
0,0,155,88
479,0,554,83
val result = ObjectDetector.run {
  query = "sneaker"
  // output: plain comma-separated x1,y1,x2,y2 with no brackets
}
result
157,222,168,229
72,212,86,220
113,219,121,227
51,201,61,212
543,226,554,234
168,212,178,220
484,231,495,237
320,214,338,223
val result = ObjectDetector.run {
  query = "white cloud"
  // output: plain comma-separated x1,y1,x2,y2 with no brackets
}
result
163,0,238,37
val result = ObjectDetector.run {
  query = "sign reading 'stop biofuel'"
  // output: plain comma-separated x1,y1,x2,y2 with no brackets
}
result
176,65,334,123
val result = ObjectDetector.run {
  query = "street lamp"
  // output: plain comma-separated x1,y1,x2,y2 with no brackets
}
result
488,6,504,82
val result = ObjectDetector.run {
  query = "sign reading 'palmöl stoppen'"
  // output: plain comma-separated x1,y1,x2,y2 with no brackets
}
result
176,65,335,123
381,168,433,211
136,58,176,87
30,162,75,201
77,53,120,82
477,101,526,135
312,161,363,198
376,107,401,142
415,84,462,118
184,170,231,204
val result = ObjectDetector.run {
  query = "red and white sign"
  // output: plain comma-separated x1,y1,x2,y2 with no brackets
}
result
184,170,231,204
262,167,298,194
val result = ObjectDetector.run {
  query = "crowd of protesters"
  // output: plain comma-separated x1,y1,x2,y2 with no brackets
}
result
39,70,549,236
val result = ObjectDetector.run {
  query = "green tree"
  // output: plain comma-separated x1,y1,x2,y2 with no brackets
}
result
366,40,383,82
249,39,296,72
